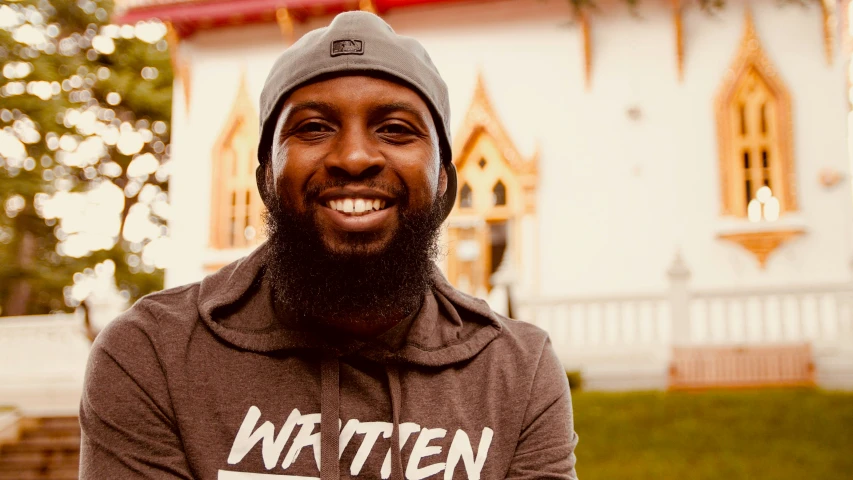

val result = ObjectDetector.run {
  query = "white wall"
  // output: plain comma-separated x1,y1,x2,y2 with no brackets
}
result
166,0,853,300
0,314,90,415
166,23,284,287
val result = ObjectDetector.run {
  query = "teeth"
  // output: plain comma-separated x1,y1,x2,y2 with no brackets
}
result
328,198,388,215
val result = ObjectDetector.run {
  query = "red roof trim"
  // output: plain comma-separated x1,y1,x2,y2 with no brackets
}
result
114,0,489,37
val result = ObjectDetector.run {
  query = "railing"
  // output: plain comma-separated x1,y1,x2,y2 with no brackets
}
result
689,285,853,345
517,294,671,350
513,255,853,368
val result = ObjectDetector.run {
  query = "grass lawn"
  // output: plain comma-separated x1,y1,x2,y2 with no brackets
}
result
572,389,853,480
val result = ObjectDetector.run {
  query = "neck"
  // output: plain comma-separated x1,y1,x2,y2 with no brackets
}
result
272,292,420,340
315,307,411,339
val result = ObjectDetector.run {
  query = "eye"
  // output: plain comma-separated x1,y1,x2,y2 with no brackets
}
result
297,121,332,133
378,123,415,135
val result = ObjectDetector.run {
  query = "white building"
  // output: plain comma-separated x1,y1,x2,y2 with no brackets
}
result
116,0,853,390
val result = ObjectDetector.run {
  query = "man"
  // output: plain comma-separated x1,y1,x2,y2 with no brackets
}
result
80,11,578,480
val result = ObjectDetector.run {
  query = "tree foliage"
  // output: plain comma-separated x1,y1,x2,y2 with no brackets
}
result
0,0,172,316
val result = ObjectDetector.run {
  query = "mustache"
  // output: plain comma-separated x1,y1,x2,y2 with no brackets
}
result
303,178,408,204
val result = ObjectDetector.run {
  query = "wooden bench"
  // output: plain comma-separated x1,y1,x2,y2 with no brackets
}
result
668,343,815,391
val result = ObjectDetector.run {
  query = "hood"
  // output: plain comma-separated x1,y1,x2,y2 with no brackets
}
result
196,242,505,479
196,242,503,367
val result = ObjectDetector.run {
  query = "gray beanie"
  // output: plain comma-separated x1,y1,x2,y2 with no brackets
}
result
256,10,457,219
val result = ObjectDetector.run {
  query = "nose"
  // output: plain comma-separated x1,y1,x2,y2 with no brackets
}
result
325,125,385,178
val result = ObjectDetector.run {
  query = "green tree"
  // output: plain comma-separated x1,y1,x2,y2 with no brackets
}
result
0,0,172,317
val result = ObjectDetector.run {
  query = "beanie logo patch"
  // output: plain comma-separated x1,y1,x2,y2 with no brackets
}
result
330,39,364,56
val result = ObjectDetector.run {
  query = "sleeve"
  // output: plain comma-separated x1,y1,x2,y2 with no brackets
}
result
79,309,194,479
505,336,579,479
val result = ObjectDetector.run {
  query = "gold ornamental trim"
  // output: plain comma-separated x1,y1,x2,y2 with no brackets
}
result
821,0,836,66
672,0,684,81
580,11,592,90
718,228,804,268
453,74,538,179
276,8,295,43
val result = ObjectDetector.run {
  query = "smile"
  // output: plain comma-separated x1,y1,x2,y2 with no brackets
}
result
319,196,396,233
326,197,388,216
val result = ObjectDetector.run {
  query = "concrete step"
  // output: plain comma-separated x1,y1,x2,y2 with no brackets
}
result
0,436,80,454
0,452,79,471
0,468,78,480
0,416,81,480
20,428,80,442
32,418,79,431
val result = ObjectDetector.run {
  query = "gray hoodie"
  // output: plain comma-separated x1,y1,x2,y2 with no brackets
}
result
79,243,579,479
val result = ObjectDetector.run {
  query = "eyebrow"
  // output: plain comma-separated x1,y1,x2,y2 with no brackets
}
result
370,102,431,129
281,101,342,123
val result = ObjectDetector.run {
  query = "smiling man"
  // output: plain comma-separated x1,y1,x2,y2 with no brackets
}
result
80,11,578,480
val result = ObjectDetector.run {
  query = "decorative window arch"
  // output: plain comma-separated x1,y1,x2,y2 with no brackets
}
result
210,74,265,250
459,183,473,209
492,180,507,206
715,12,797,219
445,74,538,295
715,12,804,269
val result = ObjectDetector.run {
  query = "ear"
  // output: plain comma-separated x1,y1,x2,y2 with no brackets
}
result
256,163,275,211
437,163,448,198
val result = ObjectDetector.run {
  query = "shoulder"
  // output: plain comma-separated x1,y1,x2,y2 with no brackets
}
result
486,312,567,391
487,310,554,362
489,313,570,415
495,312,550,347
93,282,202,356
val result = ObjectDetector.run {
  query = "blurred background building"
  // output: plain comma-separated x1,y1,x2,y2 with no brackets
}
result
2,1,853,478
116,0,853,391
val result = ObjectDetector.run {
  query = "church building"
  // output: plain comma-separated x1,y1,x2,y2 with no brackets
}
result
116,0,853,389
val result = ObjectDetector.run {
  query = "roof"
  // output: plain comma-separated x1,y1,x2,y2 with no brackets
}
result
113,0,492,37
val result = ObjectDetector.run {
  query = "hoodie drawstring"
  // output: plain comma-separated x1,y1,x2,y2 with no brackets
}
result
320,357,404,480
320,355,340,480
386,364,404,480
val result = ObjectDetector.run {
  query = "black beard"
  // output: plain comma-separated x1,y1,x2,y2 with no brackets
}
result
263,180,444,331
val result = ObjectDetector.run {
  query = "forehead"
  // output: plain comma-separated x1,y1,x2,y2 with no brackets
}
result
277,74,434,121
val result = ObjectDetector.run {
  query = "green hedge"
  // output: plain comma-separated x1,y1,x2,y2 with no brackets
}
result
567,370,583,391
571,389,853,480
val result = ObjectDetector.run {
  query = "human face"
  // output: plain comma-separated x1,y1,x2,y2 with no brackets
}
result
269,75,447,254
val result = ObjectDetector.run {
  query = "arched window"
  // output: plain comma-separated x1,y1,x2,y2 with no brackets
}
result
734,69,778,213
211,76,264,250
492,180,507,206
459,183,473,208
716,13,796,219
